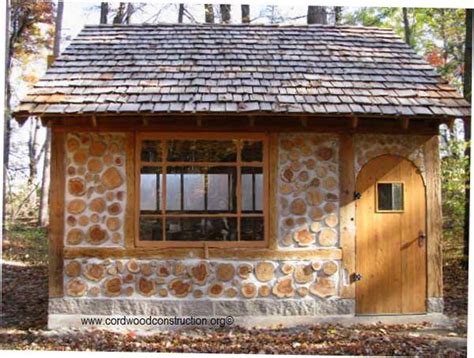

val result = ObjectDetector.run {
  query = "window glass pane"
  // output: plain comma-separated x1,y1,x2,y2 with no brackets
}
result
241,174,253,211
141,140,162,162
167,140,237,162
166,174,182,211
166,217,237,241
255,173,263,211
184,174,205,210
208,173,230,211
140,167,162,213
377,183,404,211
241,217,264,241
241,140,263,162
139,218,163,241
166,166,236,213
241,167,263,213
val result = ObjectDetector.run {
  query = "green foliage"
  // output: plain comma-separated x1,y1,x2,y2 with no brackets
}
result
9,0,55,61
441,137,469,260
343,7,466,91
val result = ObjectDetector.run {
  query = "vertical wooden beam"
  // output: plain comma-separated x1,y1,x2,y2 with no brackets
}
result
424,135,443,298
339,134,356,298
125,132,136,249
401,117,410,130
268,133,279,250
350,116,359,129
49,129,65,298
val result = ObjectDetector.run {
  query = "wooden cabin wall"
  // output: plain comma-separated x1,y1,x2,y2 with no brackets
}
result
49,124,442,308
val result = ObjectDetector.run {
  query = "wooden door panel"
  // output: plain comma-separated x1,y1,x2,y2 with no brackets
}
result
355,155,426,314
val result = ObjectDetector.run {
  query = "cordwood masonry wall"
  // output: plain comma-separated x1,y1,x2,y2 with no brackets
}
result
50,131,442,326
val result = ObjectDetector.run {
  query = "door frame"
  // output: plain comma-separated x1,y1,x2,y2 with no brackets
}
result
354,154,428,315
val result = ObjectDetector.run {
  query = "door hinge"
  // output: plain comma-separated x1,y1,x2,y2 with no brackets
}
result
353,191,362,200
351,272,363,283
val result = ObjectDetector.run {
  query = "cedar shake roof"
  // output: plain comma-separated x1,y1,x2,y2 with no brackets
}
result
14,24,471,120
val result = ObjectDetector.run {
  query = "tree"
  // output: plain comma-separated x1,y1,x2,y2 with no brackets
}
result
100,2,108,24
307,6,327,24
334,7,342,25
178,4,184,23
220,4,231,23
402,8,412,45
5,0,54,223
241,5,250,23
113,2,126,24
39,0,63,227
204,4,214,23
463,9,472,268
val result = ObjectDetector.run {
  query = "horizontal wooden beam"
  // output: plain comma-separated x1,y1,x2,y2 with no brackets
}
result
64,247,343,260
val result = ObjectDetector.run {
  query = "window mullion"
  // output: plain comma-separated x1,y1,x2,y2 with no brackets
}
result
236,140,241,242
162,140,168,241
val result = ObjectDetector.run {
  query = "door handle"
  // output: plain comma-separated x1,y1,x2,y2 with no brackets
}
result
418,231,426,247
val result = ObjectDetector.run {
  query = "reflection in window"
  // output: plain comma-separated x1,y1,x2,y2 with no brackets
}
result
166,217,237,241
139,218,163,241
138,136,266,244
141,140,162,162
377,183,404,211
167,140,237,162
165,167,236,213
241,217,264,241
183,174,205,211
166,174,181,211
241,141,263,162
241,167,263,212
140,167,161,212
208,174,230,211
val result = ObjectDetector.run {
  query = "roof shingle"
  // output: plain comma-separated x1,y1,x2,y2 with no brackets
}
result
13,24,471,119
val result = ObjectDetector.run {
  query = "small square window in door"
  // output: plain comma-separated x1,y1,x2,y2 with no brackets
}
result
377,182,404,212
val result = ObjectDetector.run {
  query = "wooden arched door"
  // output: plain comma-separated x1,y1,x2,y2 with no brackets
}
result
355,155,426,314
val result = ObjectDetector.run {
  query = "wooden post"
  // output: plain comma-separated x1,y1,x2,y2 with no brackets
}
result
339,134,356,298
49,129,65,297
268,133,279,250
350,116,359,129
124,132,135,249
401,118,410,130
424,135,443,298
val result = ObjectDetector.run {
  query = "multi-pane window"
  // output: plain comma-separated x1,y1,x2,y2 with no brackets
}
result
137,133,268,247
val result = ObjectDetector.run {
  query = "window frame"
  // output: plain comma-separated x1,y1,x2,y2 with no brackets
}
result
134,132,270,248
375,181,405,213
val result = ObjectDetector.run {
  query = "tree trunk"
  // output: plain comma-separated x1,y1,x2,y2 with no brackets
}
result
113,2,126,24
124,3,133,24
220,4,231,23
100,2,108,24
307,6,327,25
463,8,472,268
3,0,12,225
178,4,184,23
402,8,411,46
241,5,250,23
334,6,342,25
204,4,214,23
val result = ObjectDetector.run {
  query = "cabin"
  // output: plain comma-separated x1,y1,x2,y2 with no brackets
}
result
13,24,471,328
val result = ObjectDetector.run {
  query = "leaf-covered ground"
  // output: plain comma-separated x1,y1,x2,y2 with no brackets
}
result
0,226,468,355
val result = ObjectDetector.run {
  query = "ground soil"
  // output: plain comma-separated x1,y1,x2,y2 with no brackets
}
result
0,227,468,355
